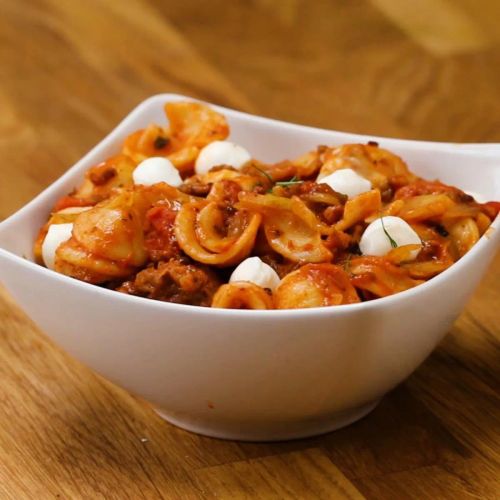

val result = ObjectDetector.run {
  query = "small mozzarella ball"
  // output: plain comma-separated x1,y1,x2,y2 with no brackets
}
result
42,223,74,270
229,256,281,291
133,157,182,187
318,168,372,198
360,216,422,259
195,140,251,175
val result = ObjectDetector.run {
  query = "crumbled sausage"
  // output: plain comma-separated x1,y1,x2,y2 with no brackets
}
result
89,164,117,186
178,182,212,197
144,206,180,262
117,259,222,306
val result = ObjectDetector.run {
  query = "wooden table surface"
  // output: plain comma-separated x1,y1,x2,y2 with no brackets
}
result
1,1,499,498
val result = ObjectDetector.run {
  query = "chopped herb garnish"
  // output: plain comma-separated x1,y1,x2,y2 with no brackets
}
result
274,176,303,188
251,166,303,192
252,165,274,184
380,216,398,248
154,136,169,149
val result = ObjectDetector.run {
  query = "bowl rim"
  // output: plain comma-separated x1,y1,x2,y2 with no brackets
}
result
0,93,499,318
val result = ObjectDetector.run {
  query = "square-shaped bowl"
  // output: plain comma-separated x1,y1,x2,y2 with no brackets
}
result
0,94,499,441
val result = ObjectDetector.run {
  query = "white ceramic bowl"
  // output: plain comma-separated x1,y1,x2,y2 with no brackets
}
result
1,94,499,441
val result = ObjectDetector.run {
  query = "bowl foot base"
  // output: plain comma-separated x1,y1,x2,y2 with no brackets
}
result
154,399,380,442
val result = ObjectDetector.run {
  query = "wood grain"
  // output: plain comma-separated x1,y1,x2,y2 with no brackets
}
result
371,0,490,55
190,449,364,499
0,0,499,498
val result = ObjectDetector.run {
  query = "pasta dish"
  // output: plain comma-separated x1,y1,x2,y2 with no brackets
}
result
34,102,499,309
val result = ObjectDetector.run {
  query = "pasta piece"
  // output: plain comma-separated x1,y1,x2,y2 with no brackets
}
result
71,192,147,265
268,181,347,213
280,182,348,226
122,124,171,163
123,102,229,174
365,199,404,222
448,217,480,258
132,182,198,214
201,168,260,192
385,245,423,264
476,212,492,236
34,208,90,265
402,258,453,280
175,201,261,266
399,224,455,279
181,169,254,204
56,238,134,283
394,179,474,203
242,160,297,184
335,189,381,231
53,196,94,212
212,282,274,309
249,145,332,182
167,146,200,173
207,180,244,205
397,194,455,223
237,192,332,263
349,256,424,297
481,201,500,221
123,126,200,173
291,148,324,178
318,144,416,191
71,154,136,205
165,101,229,149
54,183,194,281
440,203,480,223
275,264,360,309
401,238,455,280
295,182,347,207
195,202,243,252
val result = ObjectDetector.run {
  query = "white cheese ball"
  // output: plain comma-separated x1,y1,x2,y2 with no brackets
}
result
42,223,74,270
229,256,281,291
318,168,372,198
133,157,182,187
359,216,422,259
195,140,251,175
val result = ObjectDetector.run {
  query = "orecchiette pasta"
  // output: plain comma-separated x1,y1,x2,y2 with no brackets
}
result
174,201,262,266
237,193,332,263
274,264,360,309
318,143,417,192
212,282,274,309
35,101,499,309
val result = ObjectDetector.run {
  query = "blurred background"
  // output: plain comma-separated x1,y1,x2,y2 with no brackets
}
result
2,0,500,218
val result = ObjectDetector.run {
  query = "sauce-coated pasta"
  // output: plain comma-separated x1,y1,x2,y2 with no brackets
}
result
34,101,500,309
